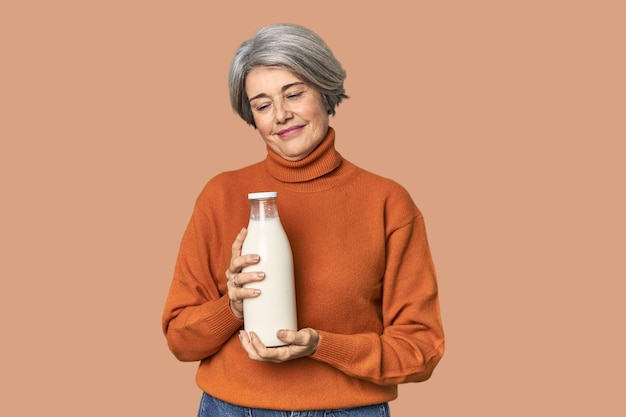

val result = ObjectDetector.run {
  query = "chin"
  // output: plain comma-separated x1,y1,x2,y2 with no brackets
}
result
279,145,311,160
282,154,307,162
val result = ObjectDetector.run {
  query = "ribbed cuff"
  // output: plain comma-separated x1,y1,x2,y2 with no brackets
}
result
311,330,356,368
205,295,243,339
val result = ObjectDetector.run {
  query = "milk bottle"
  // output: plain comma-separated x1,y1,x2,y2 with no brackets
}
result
241,192,298,347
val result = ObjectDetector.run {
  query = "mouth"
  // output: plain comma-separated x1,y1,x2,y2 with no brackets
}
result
277,125,304,138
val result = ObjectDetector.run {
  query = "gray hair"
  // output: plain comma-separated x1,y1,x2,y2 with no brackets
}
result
229,23,348,127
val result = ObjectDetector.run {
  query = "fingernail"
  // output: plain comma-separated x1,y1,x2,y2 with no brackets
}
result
252,289,261,296
257,272,265,278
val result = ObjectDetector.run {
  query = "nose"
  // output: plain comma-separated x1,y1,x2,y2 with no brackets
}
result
274,101,293,124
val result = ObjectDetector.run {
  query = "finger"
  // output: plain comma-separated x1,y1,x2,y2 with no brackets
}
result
227,272,263,295
239,331,263,360
239,330,250,346
228,254,261,278
278,328,315,346
227,281,261,320
234,271,265,287
277,329,320,355
250,338,281,362
230,227,247,259
249,331,269,352
248,333,297,363
228,285,261,301
227,228,255,274
276,329,298,344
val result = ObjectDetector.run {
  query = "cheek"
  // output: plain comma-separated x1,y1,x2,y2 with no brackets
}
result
308,99,330,125
253,115,271,135
311,109,330,131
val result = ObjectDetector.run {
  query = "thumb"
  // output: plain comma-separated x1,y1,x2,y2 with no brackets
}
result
276,329,298,344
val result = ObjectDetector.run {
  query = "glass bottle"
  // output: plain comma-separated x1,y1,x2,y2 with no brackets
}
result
241,191,298,347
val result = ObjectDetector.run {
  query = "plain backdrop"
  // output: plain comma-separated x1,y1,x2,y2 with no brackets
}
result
1,1,624,416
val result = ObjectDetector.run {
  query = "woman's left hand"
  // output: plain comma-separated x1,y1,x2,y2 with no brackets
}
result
239,328,321,363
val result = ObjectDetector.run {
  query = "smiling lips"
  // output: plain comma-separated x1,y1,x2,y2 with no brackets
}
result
277,126,303,138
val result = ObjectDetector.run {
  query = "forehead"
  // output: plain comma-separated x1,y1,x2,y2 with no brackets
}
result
245,67,303,96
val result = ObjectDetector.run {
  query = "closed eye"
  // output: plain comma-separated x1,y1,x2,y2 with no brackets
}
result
255,103,271,112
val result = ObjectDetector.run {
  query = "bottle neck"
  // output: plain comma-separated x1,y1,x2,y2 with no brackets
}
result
250,198,279,220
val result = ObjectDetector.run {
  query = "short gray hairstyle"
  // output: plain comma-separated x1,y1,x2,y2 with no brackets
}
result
229,23,348,127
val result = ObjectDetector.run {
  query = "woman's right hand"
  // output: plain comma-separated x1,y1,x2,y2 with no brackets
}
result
225,227,264,319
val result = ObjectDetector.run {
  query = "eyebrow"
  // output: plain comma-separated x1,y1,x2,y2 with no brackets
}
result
248,82,306,102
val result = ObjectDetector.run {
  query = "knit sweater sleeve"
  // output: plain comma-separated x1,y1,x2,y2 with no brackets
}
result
311,213,445,386
162,199,244,362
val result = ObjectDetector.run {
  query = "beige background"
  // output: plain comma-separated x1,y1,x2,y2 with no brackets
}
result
1,1,624,415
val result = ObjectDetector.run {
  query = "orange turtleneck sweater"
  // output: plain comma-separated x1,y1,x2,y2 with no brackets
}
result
162,127,444,410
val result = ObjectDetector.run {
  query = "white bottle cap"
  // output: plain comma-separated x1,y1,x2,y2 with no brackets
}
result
248,191,278,200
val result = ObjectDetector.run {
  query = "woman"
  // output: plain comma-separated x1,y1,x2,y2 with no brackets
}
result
162,23,444,416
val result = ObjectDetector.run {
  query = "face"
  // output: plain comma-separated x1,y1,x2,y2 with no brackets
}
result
245,67,329,161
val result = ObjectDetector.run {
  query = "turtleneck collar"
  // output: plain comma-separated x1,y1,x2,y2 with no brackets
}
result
264,127,343,185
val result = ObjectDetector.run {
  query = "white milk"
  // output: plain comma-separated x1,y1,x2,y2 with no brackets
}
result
241,217,298,347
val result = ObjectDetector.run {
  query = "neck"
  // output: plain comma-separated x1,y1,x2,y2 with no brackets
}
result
263,127,343,185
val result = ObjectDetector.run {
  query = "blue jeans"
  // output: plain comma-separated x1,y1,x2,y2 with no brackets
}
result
198,392,391,417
